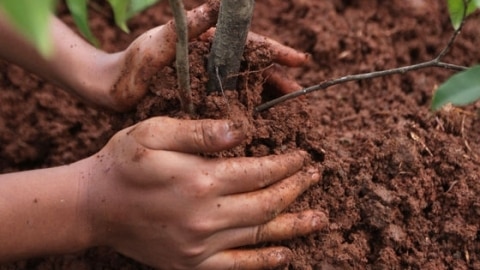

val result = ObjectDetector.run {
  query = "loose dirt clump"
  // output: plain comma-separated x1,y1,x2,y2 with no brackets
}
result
1,0,479,269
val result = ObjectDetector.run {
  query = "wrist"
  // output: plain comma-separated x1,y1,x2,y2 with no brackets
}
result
67,51,125,111
0,159,98,261
79,150,120,248
71,156,100,250
74,154,112,249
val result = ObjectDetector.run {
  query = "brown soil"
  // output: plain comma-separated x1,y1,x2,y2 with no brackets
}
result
1,0,480,269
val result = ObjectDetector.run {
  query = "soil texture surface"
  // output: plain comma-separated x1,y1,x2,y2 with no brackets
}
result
1,0,479,269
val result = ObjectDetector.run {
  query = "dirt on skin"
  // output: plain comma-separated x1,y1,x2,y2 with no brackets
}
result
1,0,480,269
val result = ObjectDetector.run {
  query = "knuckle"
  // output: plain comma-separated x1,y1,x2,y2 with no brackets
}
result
229,261,242,270
253,225,268,244
259,202,281,223
256,159,273,188
214,159,241,181
192,121,210,149
130,145,150,163
126,120,152,142
187,175,216,199
179,244,207,259
185,217,214,236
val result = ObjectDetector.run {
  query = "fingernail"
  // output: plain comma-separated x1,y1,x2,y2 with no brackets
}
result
296,150,309,162
224,120,245,142
307,167,321,184
311,211,328,230
306,166,318,175
304,52,312,61
272,248,293,265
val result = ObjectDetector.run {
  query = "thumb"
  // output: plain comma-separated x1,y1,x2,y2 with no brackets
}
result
127,117,245,153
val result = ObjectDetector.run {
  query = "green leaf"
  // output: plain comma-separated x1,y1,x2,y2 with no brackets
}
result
108,0,130,33
108,0,160,33
432,65,480,110
66,0,99,47
447,0,478,30
128,0,160,17
0,0,57,57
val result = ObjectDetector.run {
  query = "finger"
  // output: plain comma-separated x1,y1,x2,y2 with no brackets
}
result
218,169,321,228
198,247,293,270
247,32,310,67
264,64,303,95
111,2,220,110
125,117,245,153
213,151,306,195
139,1,220,63
212,210,328,250
199,28,310,67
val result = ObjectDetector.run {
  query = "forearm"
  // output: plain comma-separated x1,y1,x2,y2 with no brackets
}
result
0,159,94,262
0,12,123,109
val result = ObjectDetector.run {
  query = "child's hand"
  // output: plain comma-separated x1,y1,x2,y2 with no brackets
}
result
108,1,309,111
84,117,326,269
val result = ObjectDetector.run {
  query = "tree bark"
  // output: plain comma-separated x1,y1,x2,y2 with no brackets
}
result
207,0,254,92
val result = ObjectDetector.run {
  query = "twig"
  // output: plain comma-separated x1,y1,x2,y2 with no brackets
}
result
216,66,231,113
169,0,194,114
255,1,470,112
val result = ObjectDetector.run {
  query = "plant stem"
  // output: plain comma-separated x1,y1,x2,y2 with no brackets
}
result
207,0,254,92
255,2,469,112
169,0,193,114
256,61,466,112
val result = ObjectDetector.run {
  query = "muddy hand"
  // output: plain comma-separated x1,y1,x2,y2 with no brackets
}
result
86,117,326,269
110,0,308,111
201,28,310,95
249,31,310,95
109,1,220,111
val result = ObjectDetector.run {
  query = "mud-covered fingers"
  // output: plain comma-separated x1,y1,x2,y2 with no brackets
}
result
199,29,309,67
131,1,220,61
198,247,293,270
185,0,220,39
156,1,220,46
246,32,310,67
199,27,216,41
125,117,245,153
196,212,326,269
218,169,321,228
212,210,328,251
111,2,221,111
264,64,303,95
148,0,220,50
213,151,307,195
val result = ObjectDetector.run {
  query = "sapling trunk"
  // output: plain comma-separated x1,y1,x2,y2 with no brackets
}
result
168,0,193,114
207,0,255,92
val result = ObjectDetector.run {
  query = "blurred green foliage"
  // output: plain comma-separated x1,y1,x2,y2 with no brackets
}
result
0,0,57,57
432,65,480,110
0,0,158,57
446,0,479,29
432,0,480,110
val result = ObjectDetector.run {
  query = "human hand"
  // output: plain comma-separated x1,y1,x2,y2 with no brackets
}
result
83,117,326,269
108,1,309,111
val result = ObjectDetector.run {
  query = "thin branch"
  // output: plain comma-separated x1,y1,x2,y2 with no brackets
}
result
255,1,470,112
169,0,194,114
436,0,470,60
256,61,467,111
